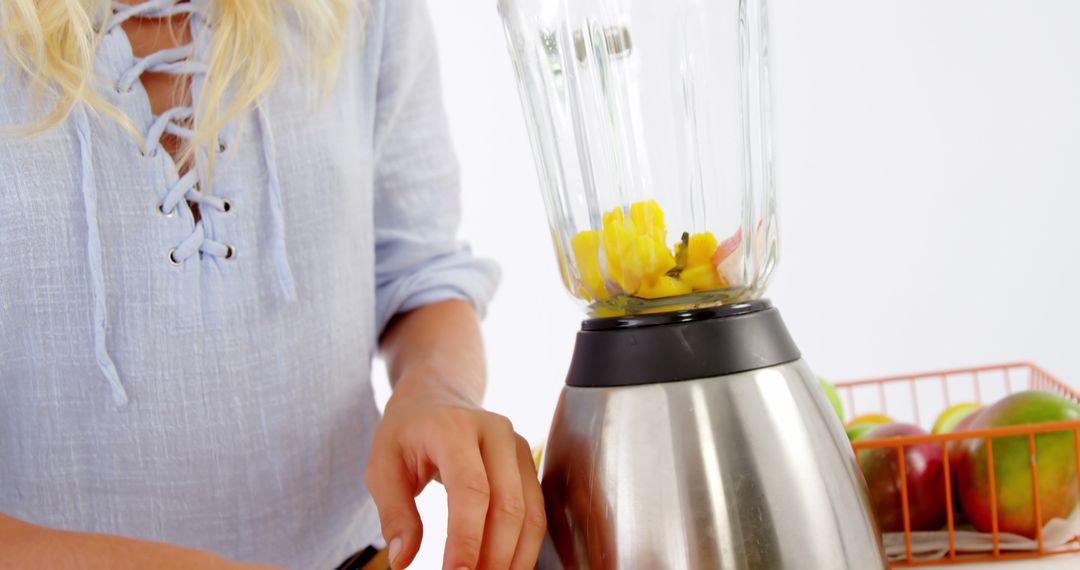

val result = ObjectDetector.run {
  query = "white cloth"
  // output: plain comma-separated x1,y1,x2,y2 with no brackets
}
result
0,1,499,568
884,510,1080,563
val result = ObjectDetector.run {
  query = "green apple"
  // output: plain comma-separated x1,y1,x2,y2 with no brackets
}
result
818,376,845,423
847,422,883,441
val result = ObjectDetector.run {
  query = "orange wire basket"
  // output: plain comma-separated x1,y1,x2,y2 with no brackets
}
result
836,362,1080,567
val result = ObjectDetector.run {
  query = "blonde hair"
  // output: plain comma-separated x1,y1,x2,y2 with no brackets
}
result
0,0,358,172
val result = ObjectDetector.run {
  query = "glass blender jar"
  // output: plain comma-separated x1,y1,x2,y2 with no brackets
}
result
500,0,778,316
499,1,889,568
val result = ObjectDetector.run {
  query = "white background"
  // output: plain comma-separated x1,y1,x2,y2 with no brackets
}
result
373,1,1080,566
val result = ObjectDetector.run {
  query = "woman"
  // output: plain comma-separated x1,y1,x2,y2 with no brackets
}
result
0,0,545,569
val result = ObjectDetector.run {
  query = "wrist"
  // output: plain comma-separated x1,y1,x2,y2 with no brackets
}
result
389,366,484,410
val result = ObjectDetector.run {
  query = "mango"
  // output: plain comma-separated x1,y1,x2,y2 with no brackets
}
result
955,391,1080,539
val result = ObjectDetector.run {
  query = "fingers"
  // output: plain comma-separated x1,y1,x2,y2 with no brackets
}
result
437,434,490,570
509,436,547,570
475,418,527,570
369,405,548,570
365,442,424,570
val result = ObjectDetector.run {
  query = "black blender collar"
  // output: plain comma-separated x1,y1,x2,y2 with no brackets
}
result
566,300,802,388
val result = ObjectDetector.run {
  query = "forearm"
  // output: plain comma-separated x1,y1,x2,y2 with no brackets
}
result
379,299,487,406
0,514,271,570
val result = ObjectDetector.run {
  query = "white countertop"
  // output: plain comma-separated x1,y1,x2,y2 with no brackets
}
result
920,552,1080,569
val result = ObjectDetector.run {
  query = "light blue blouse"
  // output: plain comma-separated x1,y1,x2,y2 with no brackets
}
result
0,0,498,568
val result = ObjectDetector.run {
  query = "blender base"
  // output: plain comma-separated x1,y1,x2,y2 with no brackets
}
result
538,302,887,569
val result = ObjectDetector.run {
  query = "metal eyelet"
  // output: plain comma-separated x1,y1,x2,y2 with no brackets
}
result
224,245,237,261
167,248,183,267
157,203,175,218
220,199,233,214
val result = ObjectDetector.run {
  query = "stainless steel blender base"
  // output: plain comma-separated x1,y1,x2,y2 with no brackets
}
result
537,359,887,570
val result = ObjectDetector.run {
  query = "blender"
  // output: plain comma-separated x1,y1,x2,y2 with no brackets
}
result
497,0,889,568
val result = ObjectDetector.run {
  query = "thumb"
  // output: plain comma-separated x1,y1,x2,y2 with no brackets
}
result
366,449,424,569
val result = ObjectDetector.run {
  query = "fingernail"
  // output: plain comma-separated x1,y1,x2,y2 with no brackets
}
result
388,537,402,566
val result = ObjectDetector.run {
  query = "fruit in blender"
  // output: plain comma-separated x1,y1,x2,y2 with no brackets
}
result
712,228,744,285
686,232,718,266
953,391,1080,538
599,203,677,295
621,235,678,290
679,232,727,291
857,422,948,532
570,200,738,307
629,200,667,243
678,264,724,291
637,275,692,299
601,208,642,294
571,230,610,301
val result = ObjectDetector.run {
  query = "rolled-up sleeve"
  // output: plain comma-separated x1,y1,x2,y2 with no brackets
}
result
371,0,500,337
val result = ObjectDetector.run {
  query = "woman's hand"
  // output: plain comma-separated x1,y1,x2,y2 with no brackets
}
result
365,373,546,570
365,371,548,565
369,300,546,569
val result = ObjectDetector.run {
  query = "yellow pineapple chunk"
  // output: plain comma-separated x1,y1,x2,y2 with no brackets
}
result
603,206,625,228
569,200,729,309
637,275,692,299
630,200,667,243
686,232,718,267
618,235,677,293
601,217,636,291
640,235,678,277
680,263,727,291
570,231,609,300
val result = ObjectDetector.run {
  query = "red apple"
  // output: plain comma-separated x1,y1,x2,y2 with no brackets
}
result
711,228,743,285
954,391,1080,538
858,423,948,532
711,228,742,263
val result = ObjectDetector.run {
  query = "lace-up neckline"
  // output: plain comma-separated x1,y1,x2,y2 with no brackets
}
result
106,0,232,261
78,0,297,406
